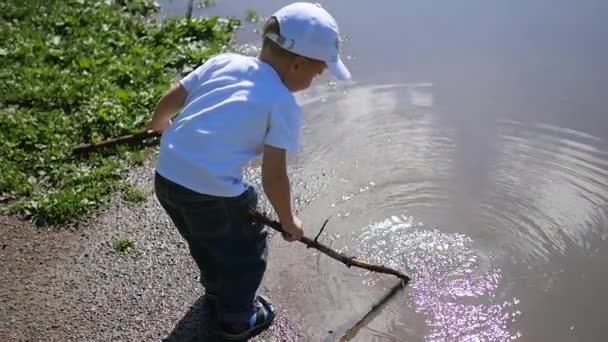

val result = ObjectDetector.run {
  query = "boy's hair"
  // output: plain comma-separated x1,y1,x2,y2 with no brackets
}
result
261,17,300,60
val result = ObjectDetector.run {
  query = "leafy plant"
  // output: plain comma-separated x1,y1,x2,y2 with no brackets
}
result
0,0,240,226
128,151,147,165
122,185,147,203
245,9,260,23
113,237,137,253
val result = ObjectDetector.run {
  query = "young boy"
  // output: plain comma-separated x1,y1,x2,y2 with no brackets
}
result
146,2,350,340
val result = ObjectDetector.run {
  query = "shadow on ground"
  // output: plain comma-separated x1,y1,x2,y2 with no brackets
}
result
163,295,220,342
163,296,273,342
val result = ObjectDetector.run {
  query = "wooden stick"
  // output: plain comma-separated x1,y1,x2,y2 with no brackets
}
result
250,210,411,283
339,280,406,341
72,130,412,283
72,130,161,155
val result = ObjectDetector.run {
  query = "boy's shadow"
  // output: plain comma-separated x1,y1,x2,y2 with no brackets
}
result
163,295,221,342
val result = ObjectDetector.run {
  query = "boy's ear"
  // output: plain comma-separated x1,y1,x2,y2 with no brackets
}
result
292,56,309,70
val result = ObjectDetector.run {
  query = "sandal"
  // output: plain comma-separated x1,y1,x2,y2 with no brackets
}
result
220,295,277,341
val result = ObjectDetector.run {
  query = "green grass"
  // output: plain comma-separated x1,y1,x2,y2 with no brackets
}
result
122,185,147,203
0,0,240,226
128,150,147,165
113,236,137,253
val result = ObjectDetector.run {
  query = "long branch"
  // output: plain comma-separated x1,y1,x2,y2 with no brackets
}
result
71,132,412,285
250,210,411,283
72,130,161,155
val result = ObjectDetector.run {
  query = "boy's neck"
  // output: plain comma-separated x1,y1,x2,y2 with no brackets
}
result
258,52,287,81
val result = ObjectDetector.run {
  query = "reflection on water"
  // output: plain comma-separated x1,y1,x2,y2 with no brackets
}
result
352,216,521,341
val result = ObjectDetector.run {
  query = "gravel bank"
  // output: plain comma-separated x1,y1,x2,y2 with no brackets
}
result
1,157,305,341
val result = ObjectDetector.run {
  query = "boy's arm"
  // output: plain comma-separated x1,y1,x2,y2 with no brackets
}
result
262,145,304,241
145,82,188,132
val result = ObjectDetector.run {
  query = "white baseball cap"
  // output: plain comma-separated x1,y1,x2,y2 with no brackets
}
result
266,2,351,81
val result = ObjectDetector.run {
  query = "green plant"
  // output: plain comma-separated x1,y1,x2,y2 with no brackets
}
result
0,0,240,226
113,237,137,253
122,185,147,203
128,150,146,165
245,9,260,23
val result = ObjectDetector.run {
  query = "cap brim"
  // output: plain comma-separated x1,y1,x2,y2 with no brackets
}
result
327,57,351,81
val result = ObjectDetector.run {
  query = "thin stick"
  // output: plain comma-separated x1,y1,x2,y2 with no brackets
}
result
339,280,406,341
72,130,161,155
74,131,411,283
250,210,411,283
313,216,332,242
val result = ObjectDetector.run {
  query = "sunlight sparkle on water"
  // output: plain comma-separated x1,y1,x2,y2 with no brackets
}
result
353,216,521,341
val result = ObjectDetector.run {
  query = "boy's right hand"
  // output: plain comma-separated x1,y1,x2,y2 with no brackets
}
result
145,118,172,133
281,214,304,242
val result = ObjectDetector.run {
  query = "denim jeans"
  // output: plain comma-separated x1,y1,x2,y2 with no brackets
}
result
154,172,268,324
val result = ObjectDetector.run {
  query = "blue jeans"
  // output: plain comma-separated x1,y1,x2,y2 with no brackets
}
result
154,172,268,324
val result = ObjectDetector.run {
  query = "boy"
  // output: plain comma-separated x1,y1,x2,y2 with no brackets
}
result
146,2,350,340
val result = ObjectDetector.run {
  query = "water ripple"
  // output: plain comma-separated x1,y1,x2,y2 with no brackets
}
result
486,120,608,262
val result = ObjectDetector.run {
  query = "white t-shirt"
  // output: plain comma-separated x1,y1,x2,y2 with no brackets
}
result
156,53,302,197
